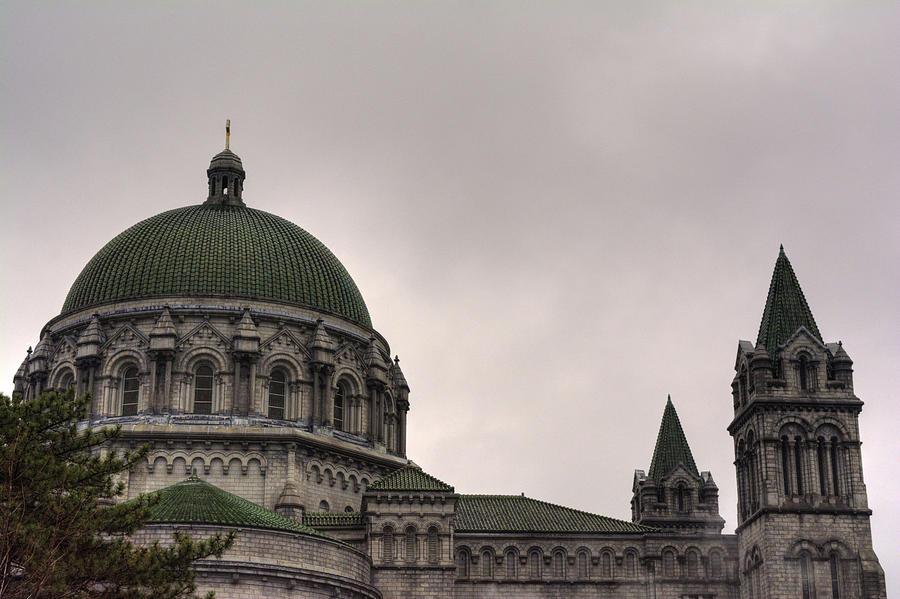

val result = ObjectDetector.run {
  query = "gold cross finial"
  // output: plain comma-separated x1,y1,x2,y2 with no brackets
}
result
225,119,231,150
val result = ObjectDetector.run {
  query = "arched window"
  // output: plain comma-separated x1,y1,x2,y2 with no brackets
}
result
122,366,140,416
600,551,612,578
710,549,724,578
383,526,394,562
739,366,749,404
552,550,565,579
830,552,841,599
58,371,75,391
662,549,676,578
319,500,329,511
334,383,345,431
529,549,541,579
657,486,666,504
405,526,417,562
799,355,809,390
686,549,699,578
222,175,228,195
481,549,493,578
781,436,792,494
624,551,637,578
193,364,213,414
427,527,440,563
830,437,840,495
268,369,286,419
677,483,686,512
344,505,354,512
576,550,588,579
505,549,517,579
456,548,469,578
800,552,814,599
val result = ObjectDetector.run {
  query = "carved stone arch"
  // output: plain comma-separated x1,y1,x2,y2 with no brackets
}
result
245,454,266,476
332,367,363,395
786,539,823,559
179,346,228,374
782,328,827,360
305,458,326,484
821,539,854,559
813,418,849,440
775,415,814,437
49,362,77,389
260,352,306,382
102,349,148,378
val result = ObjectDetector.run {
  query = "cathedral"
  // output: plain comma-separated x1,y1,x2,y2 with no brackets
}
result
14,138,886,598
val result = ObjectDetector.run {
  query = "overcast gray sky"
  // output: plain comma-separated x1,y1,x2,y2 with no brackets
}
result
2,1,898,588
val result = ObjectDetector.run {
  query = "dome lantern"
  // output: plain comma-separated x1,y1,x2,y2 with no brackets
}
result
205,120,246,207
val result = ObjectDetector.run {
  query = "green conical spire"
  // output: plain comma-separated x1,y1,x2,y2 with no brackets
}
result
756,246,822,352
648,395,699,483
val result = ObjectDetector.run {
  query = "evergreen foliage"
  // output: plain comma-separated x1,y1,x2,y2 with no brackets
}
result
0,390,234,599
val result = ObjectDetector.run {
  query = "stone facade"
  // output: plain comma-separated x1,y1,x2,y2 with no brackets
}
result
12,149,885,598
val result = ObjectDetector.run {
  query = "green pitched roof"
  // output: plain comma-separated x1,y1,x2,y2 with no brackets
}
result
647,396,699,483
368,465,454,492
756,246,821,352
456,495,654,534
303,511,363,527
61,204,371,327
146,477,335,539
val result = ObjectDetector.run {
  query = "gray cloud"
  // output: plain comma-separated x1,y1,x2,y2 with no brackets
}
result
2,2,898,589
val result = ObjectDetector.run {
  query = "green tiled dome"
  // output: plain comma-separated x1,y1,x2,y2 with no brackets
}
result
61,204,371,326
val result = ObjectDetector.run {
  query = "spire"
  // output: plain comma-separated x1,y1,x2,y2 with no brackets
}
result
647,395,699,483
756,246,822,352
205,123,246,207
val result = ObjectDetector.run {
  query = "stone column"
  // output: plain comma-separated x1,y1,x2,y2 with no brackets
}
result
232,360,241,415
164,358,172,412
148,360,158,413
249,361,257,416
311,365,320,426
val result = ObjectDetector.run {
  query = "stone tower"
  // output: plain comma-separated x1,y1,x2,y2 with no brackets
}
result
632,396,725,534
729,247,885,599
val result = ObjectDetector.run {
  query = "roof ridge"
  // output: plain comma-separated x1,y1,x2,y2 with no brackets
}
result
647,395,699,483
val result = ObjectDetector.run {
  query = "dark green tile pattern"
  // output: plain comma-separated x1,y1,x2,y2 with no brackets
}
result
61,205,371,327
647,396,699,483
456,495,655,533
303,511,363,527
368,465,454,492
146,477,336,540
756,246,821,352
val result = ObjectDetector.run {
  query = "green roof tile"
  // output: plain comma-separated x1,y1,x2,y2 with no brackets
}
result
61,204,371,327
368,465,454,492
756,246,821,352
303,511,363,527
145,477,337,540
456,495,654,534
647,396,699,483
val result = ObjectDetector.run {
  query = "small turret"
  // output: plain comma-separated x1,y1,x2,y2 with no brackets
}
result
365,337,388,384
150,307,178,352
13,354,28,394
309,319,335,365
391,356,409,396
233,309,260,353
76,315,104,360
204,120,246,207
749,342,772,389
831,341,854,388
27,334,52,378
